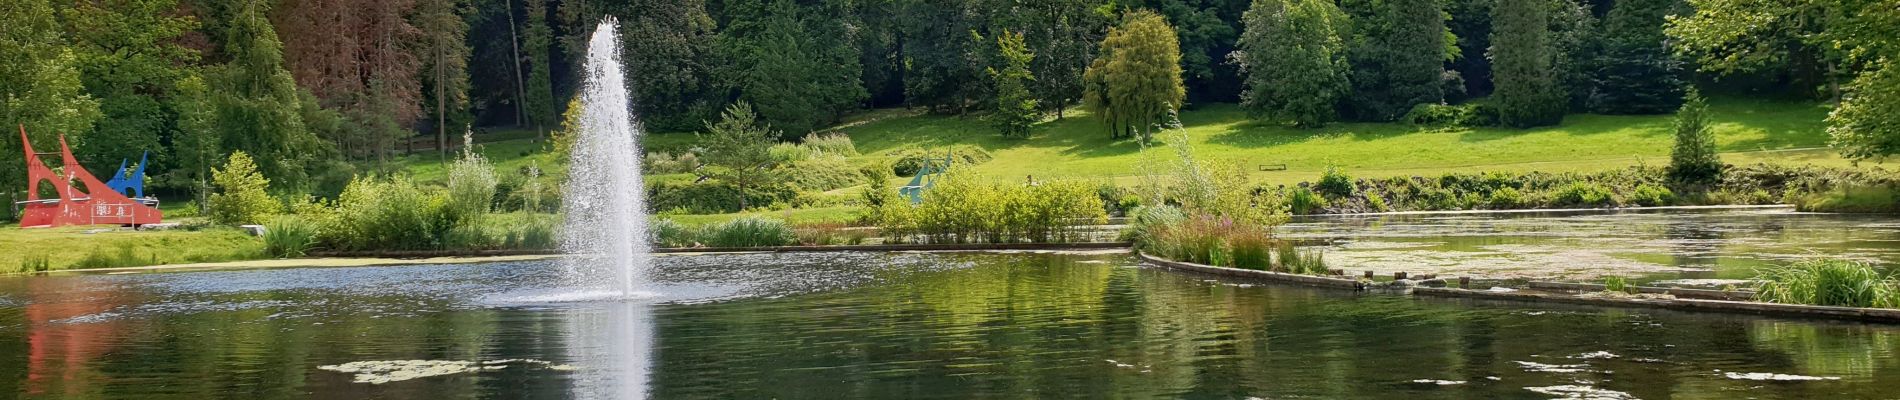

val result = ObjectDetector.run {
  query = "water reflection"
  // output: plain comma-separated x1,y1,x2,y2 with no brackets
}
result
1,250,1900,398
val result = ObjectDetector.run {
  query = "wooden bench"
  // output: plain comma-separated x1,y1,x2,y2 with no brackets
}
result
1258,163,1288,171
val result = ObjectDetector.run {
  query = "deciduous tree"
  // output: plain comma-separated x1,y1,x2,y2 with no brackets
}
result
1235,0,1350,128
1083,11,1186,140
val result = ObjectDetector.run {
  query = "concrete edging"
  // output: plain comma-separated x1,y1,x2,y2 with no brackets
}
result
1527,281,1756,301
1414,287,1900,323
1135,251,1366,291
308,242,1134,258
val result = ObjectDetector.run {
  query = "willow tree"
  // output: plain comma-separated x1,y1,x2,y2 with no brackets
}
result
1489,0,1564,128
1236,0,1350,128
1083,11,1185,140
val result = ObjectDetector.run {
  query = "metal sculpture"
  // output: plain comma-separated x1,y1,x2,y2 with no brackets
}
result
105,151,149,198
899,153,953,204
14,125,162,228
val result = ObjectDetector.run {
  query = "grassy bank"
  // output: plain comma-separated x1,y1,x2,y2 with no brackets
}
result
4,224,264,273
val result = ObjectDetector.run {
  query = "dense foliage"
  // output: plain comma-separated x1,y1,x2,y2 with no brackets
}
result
207,152,278,226
1235,0,1350,128
1084,11,1187,140
986,30,1041,138
1488,0,1564,128
870,172,1108,244
1588,0,1684,114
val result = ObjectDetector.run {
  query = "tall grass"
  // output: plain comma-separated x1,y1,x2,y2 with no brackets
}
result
1276,242,1327,275
16,255,50,273
704,217,796,247
1754,259,1900,308
264,216,320,258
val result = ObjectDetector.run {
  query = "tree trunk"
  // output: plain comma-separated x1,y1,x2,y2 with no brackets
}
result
506,0,528,128
437,43,449,162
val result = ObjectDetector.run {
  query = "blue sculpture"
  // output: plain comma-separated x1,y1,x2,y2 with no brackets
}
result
104,151,148,198
899,154,952,204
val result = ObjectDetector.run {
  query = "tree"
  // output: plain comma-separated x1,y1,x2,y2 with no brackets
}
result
171,74,221,211
1669,0,1900,160
63,0,200,170
1142,0,1247,103
1083,11,1186,140
715,0,865,137
900,0,986,113
1588,0,1684,114
416,0,470,161
697,103,778,210
0,0,101,220
1828,64,1900,161
1235,0,1350,128
521,0,557,133
1669,89,1721,183
1024,0,1107,119
1548,0,1599,111
986,30,1040,138
200,0,322,190
274,0,422,163
1341,0,1452,121
208,151,278,225
562,0,717,132
1489,0,1565,128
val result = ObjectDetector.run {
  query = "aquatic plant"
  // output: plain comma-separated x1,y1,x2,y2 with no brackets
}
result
1228,228,1273,270
1754,259,1900,308
264,216,320,258
16,255,51,273
1603,276,1633,294
1276,242,1328,275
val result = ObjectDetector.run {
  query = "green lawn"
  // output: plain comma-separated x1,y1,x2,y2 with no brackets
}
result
2,224,263,273
838,97,1841,185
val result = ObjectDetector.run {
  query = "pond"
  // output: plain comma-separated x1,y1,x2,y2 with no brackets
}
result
3,248,1899,399
1283,208,1900,283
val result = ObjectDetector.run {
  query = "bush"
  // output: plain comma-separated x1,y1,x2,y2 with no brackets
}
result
503,216,558,250
768,142,813,163
1755,259,1900,308
1486,187,1527,209
263,216,320,258
647,180,797,214
1315,166,1355,198
874,172,1108,243
891,145,993,176
1797,186,1900,213
1127,205,1188,250
17,255,51,273
781,156,864,192
801,132,858,157
320,176,454,251
1402,102,1499,128
207,151,279,225
705,217,796,247
445,145,498,220
1551,181,1616,207
1288,187,1328,214
1603,275,1633,294
1628,184,1676,207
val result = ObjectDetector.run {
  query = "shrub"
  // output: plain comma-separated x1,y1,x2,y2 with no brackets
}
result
1603,275,1633,294
1487,187,1527,209
794,223,869,246
802,132,858,157
1797,186,1900,213
781,156,864,192
1127,205,1188,250
1315,166,1355,198
1365,193,1391,212
647,181,797,214
644,151,701,174
891,145,993,176
208,151,279,225
502,217,558,250
1628,184,1676,207
705,217,796,247
877,172,1108,243
1229,228,1273,271
1754,259,1900,308
321,176,454,251
1288,187,1328,214
1669,90,1722,184
445,144,499,220
1551,181,1616,207
1403,103,1499,128
263,216,320,258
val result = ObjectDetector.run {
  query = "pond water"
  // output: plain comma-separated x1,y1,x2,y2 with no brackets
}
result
3,249,1899,399
1283,208,1900,283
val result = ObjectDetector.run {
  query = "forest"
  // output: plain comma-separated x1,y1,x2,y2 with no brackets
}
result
1,0,1896,221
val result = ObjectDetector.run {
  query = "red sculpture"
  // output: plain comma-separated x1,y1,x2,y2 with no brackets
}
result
16,125,162,228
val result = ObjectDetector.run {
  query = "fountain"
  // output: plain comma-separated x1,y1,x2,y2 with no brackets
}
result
561,18,651,297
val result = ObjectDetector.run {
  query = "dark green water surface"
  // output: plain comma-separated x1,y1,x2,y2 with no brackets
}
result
2,249,1898,399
